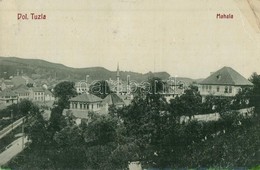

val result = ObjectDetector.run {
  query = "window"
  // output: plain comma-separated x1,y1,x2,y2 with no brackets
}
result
92,104,93,109
87,104,89,109
217,86,220,92
80,104,82,109
229,86,232,93
209,85,212,91
84,104,86,109
224,86,228,93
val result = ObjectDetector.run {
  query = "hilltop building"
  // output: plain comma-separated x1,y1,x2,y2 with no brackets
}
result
198,66,253,101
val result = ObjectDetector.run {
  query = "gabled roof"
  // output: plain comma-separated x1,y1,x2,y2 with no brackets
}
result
13,87,29,94
13,84,28,89
200,66,253,86
102,93,125,106
31,87,45,92
12,84,29,91
69,93,102,103
44,90,53,96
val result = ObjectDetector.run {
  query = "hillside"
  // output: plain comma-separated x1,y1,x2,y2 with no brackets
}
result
0,57,171,82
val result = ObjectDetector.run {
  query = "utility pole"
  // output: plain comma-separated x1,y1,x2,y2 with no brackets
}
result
22,118,24,149
11,110,13,132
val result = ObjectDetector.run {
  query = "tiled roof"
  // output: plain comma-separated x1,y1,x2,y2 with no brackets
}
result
31,87,45,92
12,84,29,93
0,90,17,97
13,88,29,94
102,93,125,106
200,67,253,86
44,90,53,95
69,93,102,103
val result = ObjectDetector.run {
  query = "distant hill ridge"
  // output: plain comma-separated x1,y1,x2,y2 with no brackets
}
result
0,57,172,82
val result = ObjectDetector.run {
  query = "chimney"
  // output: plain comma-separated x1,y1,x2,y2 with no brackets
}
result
86,75,89,83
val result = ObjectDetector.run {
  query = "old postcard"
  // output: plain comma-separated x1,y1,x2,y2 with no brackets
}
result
0,0,259,169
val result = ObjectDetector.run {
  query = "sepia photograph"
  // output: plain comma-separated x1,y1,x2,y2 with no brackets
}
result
0,0,260,169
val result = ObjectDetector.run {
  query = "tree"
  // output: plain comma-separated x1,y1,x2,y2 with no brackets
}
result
169,85,202,119
48,106,67,134
53,124,86,169
53,81,77,109
201,95,232,114
89,80,111,99
81,113,131,169
27,112,51,148
18,99,40,116
117,91,170,167
26,83,34,88
249,72,260,114
231,87,252,110
148,77,164,95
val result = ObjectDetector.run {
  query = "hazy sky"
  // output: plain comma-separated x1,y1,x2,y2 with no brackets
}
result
0,0,259,79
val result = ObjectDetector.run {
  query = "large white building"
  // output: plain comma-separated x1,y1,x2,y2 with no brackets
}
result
69,93,102,111
198,66,253,101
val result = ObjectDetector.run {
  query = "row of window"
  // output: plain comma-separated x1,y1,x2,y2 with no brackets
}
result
34,97,44,101
77,88,88,91
223,86,232,93
71,102,101,110
201,85,233,93
18,93,29,96
34,92,44,95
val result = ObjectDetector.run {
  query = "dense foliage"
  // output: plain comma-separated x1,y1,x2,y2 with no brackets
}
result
5,76,260,169
249,72,260,113
53,81,77,109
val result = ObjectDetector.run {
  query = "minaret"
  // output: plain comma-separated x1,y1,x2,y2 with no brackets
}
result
116,63,120,95
86,75,89,94
127,75,130,94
